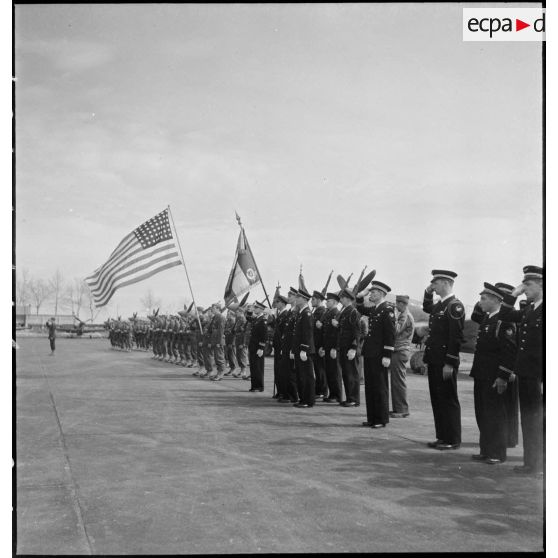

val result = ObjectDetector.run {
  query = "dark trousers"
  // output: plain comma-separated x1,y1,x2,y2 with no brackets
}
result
339,351,360,404
504,379,519,448
427,363,461,445
312,354,328,396
518,377,543,471
273,354,282,395
280,356,299,401
363,357,390,425
324,352,342,401
249,349,265,390
49,337,55,351
295,356,315,406
473,377,507,461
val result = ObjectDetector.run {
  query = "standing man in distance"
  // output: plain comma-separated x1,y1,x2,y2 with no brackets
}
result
423,270,465,450
46,317,56,356
279,287,300,403
273,294,290,400
311,290,328,400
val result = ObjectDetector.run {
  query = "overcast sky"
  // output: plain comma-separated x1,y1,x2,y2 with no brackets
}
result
15,3,542,319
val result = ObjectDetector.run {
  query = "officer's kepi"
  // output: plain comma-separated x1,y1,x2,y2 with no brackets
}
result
479,282,504,300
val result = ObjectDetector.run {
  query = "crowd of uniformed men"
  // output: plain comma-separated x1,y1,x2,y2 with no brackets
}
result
105,265,544,476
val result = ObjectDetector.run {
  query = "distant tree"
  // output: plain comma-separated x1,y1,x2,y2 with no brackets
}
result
65,278,88,318
140,289,161,314
15,268,31,306
48,269,65,317
28,278,52,315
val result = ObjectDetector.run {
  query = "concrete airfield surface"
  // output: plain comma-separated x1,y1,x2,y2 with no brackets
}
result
15,338,543,554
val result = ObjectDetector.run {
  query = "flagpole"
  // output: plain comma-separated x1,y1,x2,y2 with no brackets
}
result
167,205,204,334
236,213,272,308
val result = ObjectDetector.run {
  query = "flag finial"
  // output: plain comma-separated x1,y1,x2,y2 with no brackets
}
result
235,212,242,227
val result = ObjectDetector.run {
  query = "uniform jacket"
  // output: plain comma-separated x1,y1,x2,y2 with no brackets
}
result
46,321,56,339
499,295,543,380
281,309,298,356
224,312,236,344
273,308,290,355
422,291,465,368
233,313,247,346
209,312,225,345
320,307,340,351
249,314,268,351
470,310,516,382
336,304,361,351
292,306,315,355
356,299,396,359
312,305,326,351
394,310,415,352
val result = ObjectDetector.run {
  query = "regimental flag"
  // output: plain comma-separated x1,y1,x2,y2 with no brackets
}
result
224,226,261,304
85,209,182,307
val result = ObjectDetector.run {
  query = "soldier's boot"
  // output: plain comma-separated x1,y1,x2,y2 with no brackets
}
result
232,370,241,378
224,367,234,376
240,368,249,380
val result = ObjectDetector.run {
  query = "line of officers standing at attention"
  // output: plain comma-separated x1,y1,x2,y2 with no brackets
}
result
107,264,543,476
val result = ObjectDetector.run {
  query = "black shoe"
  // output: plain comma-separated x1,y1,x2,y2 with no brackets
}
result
485,458,503,465
471,454,486,461
427,439,443,448
342,401,357,407
258,388,264,392
362,421,372,427
371,424,386,429
295,403,310,408
437,443,460,450
390,412,410,418
248,388,257,392
272,393,280,399
323,397,339,403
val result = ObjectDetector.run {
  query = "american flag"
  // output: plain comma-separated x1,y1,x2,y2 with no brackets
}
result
85,209,182,307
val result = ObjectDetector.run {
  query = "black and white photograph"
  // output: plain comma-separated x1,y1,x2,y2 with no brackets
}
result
12,2,547,554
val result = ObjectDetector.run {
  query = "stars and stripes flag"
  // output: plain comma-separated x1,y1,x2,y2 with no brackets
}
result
85,209,182,307
224,223,262,305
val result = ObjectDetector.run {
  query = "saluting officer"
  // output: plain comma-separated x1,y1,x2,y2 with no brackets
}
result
46,317,56,356
335,289,362,407
292,288,316,408
423,270,465,450
248,301,267,392
321,292,342,403
470,283,517,464
356,280,396,428
311,291,328,399
499,265,544,475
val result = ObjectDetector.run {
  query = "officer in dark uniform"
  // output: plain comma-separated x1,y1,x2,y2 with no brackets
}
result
279,287,300,403
311,291,328,399
335,289,362,407
495,282,521,448
321,292,342,403
470,283,517,464
46,317,56,355
273,294,290,400
499,265,544,475
423,270,465,450
248,301,267,392
356,280,396,428
292,288,316,408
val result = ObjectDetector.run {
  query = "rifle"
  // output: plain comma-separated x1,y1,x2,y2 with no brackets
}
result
321,270,334,296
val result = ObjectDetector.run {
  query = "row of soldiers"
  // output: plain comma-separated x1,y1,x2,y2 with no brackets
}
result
107,264,543,476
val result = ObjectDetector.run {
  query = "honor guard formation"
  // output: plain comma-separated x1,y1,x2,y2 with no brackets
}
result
104,265,544,476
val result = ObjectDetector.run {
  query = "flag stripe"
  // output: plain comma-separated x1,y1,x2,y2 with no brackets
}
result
93,260,182,307
88,247,180,303
88,239,176,298
86,209,182,307
86,233,138,281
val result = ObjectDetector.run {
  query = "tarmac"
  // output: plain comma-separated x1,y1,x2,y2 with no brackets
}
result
15,337,544,554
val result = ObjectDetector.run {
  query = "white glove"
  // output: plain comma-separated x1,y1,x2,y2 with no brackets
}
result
381,357,391,368
442,364,454,380
347,349,356,361
318,347,325,357
509,373,516,383
300,351,308,361
256,349,264,358
331,319,339,327
289,351,295,360
316,321,323,329
330,348,337,359
492,377,507,394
